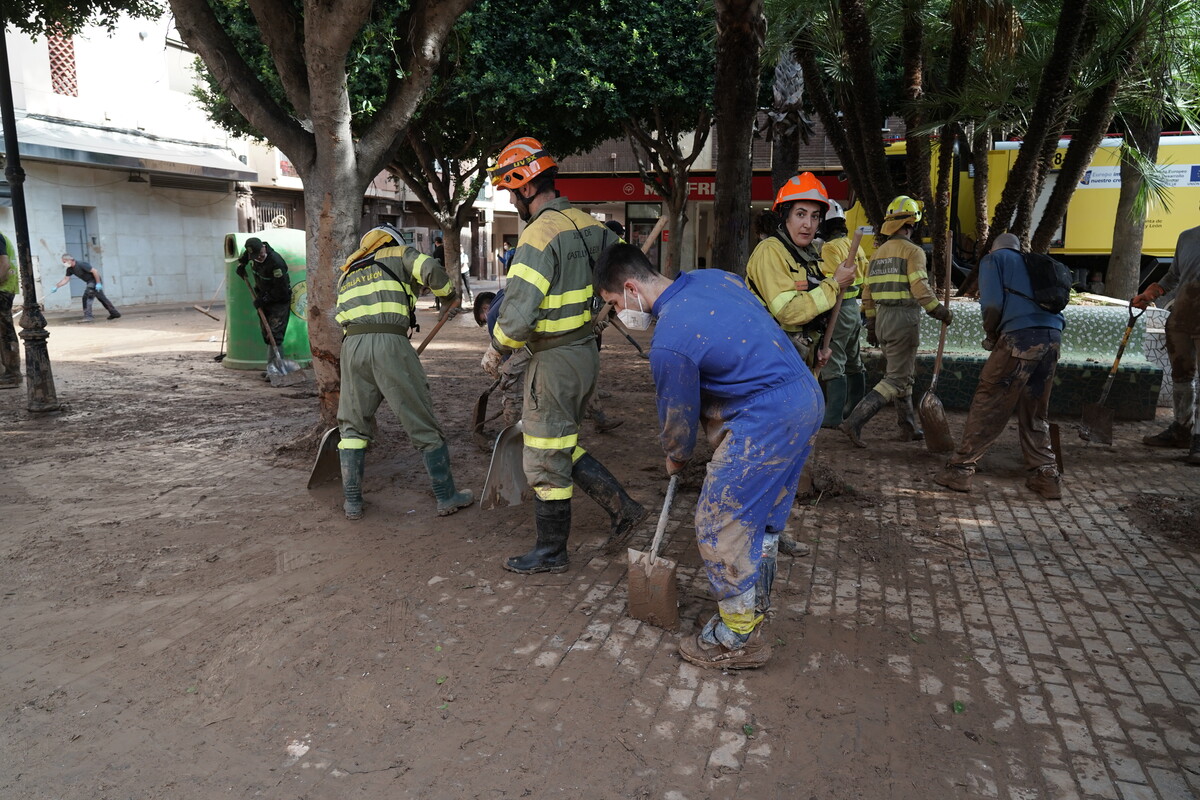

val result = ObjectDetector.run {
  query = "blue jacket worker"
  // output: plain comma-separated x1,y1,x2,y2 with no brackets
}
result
594,243,823,670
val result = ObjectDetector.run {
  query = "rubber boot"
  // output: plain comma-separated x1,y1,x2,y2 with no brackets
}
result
844,372,866,420
821,376,848,429
895,395,924,441
1186,435,1200,466
839,390,888,448
422,443,474,516
572,453,647,550
339,448,365,520
505,499,571,574
589,406,625,433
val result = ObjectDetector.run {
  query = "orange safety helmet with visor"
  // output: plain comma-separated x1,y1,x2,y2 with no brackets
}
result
489,137,557,190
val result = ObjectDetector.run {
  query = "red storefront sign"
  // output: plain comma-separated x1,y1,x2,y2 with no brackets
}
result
554,174,848,204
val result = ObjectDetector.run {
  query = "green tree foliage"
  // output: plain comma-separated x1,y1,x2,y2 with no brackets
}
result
2,0,162,35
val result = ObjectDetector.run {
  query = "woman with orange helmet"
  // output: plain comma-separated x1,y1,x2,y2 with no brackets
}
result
745,173,856,367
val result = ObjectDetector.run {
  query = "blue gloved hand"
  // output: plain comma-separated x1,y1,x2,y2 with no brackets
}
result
95,282,104,292
50,285,58,294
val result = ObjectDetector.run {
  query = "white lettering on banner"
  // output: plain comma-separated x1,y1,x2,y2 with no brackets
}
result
1078,164,1200,189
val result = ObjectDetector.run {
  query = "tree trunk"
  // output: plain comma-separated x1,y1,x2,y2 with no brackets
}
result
712,0,764,275
1107,117,1161,299
970,125,992,262
930,126,956,295
837,0,893,225
985,0,1093,251
901,0,931,212
772,129,800,194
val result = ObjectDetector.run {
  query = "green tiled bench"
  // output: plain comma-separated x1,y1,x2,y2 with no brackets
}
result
860,300,1163,420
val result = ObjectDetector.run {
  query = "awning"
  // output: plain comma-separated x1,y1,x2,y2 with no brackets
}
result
7,114,258,182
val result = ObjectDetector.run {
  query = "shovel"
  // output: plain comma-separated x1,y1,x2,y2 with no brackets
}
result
919,239,955,453
306,427,342,488
626,475,680,631
1079,302,1145,445
480,421,532,509
811,226,869,376
306,301,459,489
240,274,306,387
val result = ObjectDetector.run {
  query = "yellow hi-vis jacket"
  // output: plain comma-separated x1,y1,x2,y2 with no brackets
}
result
820,234,870,300
861,235,939,320
492,197,619,353
336,244,455,332
745,233,838,334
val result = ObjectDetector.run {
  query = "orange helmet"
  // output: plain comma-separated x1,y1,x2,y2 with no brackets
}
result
489,137,557,189
772,172,830,214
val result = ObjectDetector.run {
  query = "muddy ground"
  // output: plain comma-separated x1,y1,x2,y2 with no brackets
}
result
1,302,1195,799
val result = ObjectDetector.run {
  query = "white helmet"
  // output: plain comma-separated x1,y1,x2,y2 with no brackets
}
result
825,199,845,221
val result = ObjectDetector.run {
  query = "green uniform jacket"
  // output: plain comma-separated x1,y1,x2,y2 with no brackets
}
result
336,244,456,332
492,197,619,353
861,235,939,320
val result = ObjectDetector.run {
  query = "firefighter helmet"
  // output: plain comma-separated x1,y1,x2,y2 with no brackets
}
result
489,137,557,189
885,195,923,223
772,172,830,214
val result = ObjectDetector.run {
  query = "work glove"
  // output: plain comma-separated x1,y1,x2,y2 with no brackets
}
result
236,264,247,279
982,337,995,351
866,323,878,347
930,304,953,325
1131,282,1164,309
480,347,504,380
50,285,59,294
95,282,103,292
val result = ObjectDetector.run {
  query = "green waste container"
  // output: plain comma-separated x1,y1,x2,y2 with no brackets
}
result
222,230,312,370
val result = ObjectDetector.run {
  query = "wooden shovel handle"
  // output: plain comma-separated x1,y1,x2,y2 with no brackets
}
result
416,297,461,355
647,475,679,566
813,228,867,373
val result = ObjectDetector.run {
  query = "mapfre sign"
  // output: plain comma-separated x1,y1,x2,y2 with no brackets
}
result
555,175,847,204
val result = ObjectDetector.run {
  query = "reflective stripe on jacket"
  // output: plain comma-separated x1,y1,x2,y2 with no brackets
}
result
336,244,454,331
861,236,938,319
745,234,838,334
492,197,618,352
820,235,869,300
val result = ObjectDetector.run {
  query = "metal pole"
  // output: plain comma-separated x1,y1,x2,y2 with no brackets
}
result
0,28,60,412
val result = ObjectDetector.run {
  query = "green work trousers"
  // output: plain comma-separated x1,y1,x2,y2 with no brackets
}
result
522,337,598,501
820,298,864,381
872,303,920,402
337,332,445,452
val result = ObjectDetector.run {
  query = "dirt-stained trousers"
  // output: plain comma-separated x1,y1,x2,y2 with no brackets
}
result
819,298,865,381
695,378,822,649
871,303,920,402
521,336,598,500
1164,284,1200,430
337,331,446,453
946,330,1060,474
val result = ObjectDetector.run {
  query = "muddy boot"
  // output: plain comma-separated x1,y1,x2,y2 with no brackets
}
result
895,395,924,441
678,623,772,670
422,443,474,516
839,390,888,448
505,499,571,574
934,465,972,492
589,406,624,433
778,533,810,557
339,448,365,520
821,376,848,429
573,453,647,550
1142,422,1193,448
844,372,866,419
1186,435,1200,466
1025,466,1063,500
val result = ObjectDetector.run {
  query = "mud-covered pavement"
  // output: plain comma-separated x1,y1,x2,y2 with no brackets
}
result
1,303,1197,799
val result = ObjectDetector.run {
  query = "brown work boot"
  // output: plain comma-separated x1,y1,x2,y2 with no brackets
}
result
778,533,810,557
678,627,772,670
1143,422,1192,448
1025,466,1062,500
934,466,972,492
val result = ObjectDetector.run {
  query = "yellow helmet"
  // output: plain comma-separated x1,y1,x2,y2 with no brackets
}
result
881,195,923,235
489,137,557,189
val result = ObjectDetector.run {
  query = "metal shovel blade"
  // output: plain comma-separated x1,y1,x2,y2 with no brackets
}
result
626,475,680,631
266,348,306,387
472,378,500,450
480,422,532,509
1079,402,1114,445
626,548,679,631
307,427,341,489
919,389,955,453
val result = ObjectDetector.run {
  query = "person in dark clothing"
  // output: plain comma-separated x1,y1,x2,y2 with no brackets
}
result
53,254,121,322
236,237,291,346
430,235,446,310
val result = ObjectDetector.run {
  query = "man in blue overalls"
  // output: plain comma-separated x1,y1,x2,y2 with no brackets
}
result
594,243,823,670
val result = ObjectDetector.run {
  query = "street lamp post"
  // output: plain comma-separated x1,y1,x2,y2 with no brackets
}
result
0,29,60,412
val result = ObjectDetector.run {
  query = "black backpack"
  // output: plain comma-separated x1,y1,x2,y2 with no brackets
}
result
1006,251,1072,314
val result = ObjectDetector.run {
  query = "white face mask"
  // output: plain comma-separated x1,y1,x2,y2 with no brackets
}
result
617,287,652,331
